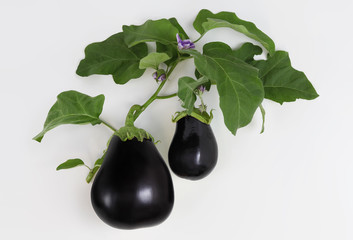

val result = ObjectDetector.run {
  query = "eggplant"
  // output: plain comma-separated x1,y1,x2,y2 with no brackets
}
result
91,136,174,229
168,115,218,180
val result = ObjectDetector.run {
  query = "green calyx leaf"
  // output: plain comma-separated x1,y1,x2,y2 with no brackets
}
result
33,90,105,142
115,126,154,142
172,108,214,125
56,159,85,170
123,19,179,47
86,152,106,183
193,9,275,55
86,166,99,183
182,42,264,135
139,52,171,70
252,51,319,104
177,76,210,114
259,104,266,134
76,32,148,85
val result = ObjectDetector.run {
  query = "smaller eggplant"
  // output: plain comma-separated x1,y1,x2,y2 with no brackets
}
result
168,115,218,180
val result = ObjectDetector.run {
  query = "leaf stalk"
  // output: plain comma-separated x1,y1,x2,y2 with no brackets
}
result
101,120,118,132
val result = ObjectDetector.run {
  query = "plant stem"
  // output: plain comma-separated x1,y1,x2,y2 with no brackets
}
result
200,95,205,108
101,119,118,132
156,93,177,99
193,34,204,43
84,164,91,171
166,59,179,78
133,80,167,121
132,60,180,122
197,93,207,113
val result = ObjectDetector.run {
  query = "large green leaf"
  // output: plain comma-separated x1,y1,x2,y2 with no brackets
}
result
168,17,190,39
193,9,275,55
183,42,264,134
33,91,105,142
76,32,148,84
123,19,179,47
233,42,263,63
139,52,171,70
56,159,85,170
155,18,190,67
178,76,210,113
252,51,319,104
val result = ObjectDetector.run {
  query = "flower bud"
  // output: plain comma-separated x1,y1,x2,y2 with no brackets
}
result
152,69,166,82
152,71,158,79
158,74,166,82
198,85,206,93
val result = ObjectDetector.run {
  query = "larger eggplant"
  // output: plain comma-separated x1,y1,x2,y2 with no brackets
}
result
91,135,174,229
168,115,218,180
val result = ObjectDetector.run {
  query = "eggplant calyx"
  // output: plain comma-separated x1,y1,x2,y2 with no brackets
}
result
115,126,154,142
172,108,214,124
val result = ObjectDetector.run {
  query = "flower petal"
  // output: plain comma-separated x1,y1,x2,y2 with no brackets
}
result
176,33,182,43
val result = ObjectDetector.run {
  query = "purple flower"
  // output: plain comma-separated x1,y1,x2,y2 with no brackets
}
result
198,85,206,93
176,33,195,50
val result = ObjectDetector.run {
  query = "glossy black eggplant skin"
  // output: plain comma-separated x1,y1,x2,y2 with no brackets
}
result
91,136,174,230
168,116,218,180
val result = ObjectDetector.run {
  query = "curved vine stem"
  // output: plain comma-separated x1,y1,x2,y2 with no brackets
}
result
131,59,180,122
193,34,204,44
125,105,141,126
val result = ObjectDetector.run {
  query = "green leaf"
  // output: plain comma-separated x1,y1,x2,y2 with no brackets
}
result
155,18,190,67
156,43,178,67
33,91,105,142
56,159,85,170
193,9,275,55
123,19,179,47
195,69,202,79
178,76,210,113
153,18,191,67
252,51,319,104
199,41,232,57
139,52,171,70
233,42,263,63
76,32,148,85
168,17,190,39
183,42,264,134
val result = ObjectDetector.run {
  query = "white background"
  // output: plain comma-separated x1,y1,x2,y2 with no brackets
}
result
1,0,352,239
